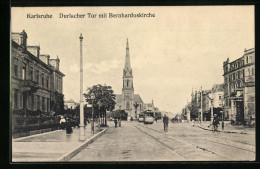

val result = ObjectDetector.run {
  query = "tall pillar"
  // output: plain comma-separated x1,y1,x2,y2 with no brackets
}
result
231,99,234,121
79,34,85,141
201,86,203,123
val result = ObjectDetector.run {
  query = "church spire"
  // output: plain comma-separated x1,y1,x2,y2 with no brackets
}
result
125,38,131,70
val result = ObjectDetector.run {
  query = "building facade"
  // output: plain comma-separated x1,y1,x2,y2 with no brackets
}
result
64,99,79,110
11,30,65,114
223,48,255,124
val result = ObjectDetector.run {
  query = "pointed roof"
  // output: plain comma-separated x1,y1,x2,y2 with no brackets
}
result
124,38,131,70
134,94,144,104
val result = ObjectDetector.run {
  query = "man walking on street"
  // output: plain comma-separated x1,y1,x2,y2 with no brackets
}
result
163,114,169,132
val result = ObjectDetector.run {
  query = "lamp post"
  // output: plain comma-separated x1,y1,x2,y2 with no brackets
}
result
79,34,85,141
133,103,139,121
221,98,224,131
91,92,95,134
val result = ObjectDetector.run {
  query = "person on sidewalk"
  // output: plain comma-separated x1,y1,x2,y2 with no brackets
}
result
66,118,73,134
114,117,118,128
118,117,121,127
155,117,157,123
192,119,195,127
213,114,220,131
163,114,169,132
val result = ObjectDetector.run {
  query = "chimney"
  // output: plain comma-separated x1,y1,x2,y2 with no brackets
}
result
39,54,50,65
27,46,40,58
49,56,60,70
11,30,28,49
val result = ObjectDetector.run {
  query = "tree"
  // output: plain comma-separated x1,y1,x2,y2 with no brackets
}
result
83,84,116,126
133,103,139,120
50,90,64,115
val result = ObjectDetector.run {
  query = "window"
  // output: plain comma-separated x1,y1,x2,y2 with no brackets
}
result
42,97,45,111
47,98,49,112
36,70,39,84
46,76,49,89
37,95,40,110
14,58,18,77
30,66,33,80
219,96,222,100
248,68,250,76
22,63,26,80
246,56,248,63
14,89,18,109
31,95,34,110
252,68,254,75
127,79,129,87
42,73,44,87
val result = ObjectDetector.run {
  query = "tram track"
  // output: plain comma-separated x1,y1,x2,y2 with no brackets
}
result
134,123,230,160
135,123,255,160
133,124,187,161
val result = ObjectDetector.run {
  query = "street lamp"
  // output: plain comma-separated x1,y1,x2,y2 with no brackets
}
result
133,103,139,121
91,92,95,134
221,98,225,131
79,33,85,141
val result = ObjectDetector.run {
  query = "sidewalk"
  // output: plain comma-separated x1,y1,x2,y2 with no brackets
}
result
12,123,108,162
194,121,255,135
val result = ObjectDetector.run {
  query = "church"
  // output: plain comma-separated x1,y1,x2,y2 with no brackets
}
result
114,39,154,120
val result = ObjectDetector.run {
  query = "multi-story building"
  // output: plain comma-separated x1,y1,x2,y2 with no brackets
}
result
11,30,65,114
223,48,255,124
189,84,224,121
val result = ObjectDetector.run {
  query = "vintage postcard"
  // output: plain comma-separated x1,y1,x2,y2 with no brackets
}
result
10,6,255,162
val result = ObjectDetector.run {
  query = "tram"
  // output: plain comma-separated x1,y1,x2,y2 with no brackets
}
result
143,110,155,124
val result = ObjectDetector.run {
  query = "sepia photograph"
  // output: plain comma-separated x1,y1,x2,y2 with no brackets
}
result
10,6,255,162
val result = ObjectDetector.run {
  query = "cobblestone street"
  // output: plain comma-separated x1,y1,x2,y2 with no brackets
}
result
70,121,255,161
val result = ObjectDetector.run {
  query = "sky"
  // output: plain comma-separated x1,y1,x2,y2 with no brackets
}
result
11,6,254,114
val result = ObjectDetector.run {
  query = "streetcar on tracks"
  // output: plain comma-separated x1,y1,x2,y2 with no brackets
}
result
143,110,155,124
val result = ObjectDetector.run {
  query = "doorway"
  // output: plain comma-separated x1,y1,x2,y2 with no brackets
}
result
236,101,244,124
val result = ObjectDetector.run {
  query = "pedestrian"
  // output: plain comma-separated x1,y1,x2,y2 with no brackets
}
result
66,118,73,134
163,114,169,132
130,117,133,122
222,120,224,131
119,117,121,127
192,119,195,127
213,114,220,132
155,117,157,123
60,116,66,129
114,117,118,128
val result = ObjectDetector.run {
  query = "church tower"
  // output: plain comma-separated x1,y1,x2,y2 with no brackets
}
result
122,39,134,118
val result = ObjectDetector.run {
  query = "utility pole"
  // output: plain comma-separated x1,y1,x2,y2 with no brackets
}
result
201,86,203,123
210,87,214,124
79,34,85,141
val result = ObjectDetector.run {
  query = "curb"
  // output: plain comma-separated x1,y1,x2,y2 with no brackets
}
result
13,129,62,142
197,126,247,134
56,127,108,161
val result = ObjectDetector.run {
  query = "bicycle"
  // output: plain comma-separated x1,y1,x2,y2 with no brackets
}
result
212,124,220,133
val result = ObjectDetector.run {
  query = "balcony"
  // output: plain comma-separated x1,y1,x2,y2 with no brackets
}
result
245,75,255,83
19,80,39,93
